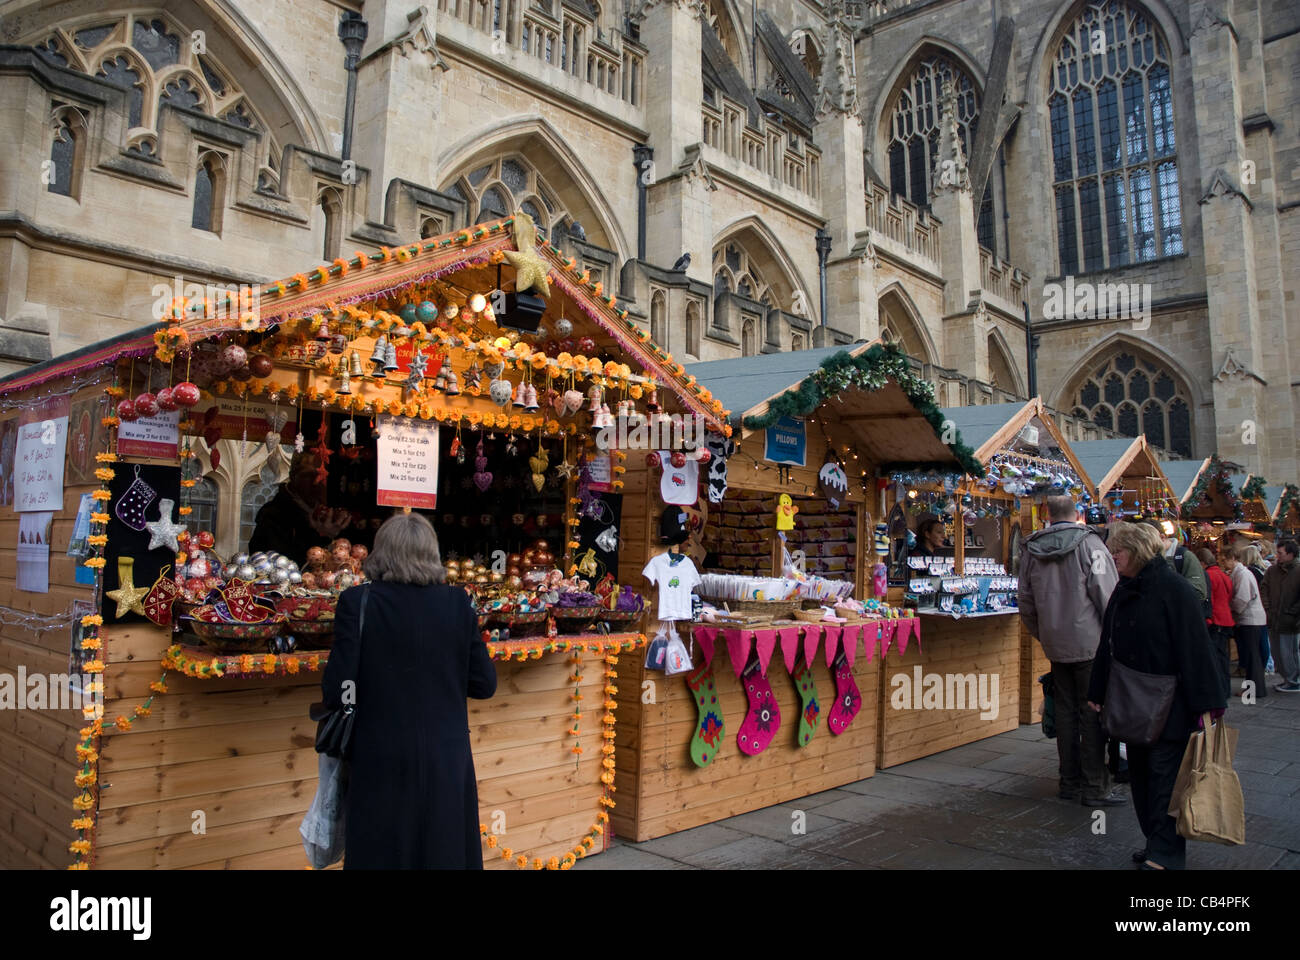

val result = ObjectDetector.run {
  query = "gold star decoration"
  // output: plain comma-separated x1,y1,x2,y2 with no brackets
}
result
106,556,149,619
503,210,551,297
555,460,576,480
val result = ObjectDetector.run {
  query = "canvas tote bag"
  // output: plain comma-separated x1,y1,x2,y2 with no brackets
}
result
1168,713,1245,846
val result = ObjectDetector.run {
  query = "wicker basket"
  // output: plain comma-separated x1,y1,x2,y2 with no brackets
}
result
711,598,800,618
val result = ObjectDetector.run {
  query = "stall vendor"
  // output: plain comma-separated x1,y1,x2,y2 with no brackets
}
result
915,516,953,556
249,451,350,566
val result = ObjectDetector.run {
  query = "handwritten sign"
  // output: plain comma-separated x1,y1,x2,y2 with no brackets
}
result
117,409,180,460
14,416,67,512
376,415,439,509
194,398,295,444
587,454,613,493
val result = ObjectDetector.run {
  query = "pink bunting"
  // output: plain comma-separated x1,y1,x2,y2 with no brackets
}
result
913,617,922,653
822,625,842,668
803,625,820,668
724,629,751,678
778,627,802,673
694,625,718,666
753,629,777,677
863,622,879,663
841,624,863,668
880,620,897,658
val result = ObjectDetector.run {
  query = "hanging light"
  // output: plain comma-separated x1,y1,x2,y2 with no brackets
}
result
470,292,487,313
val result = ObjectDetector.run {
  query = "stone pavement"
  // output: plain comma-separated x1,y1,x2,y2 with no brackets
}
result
580,684,1300,870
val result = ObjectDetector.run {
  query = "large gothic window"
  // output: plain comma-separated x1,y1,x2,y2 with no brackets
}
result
1069,351,1192,456
444,155,572,239
886,54,996,252
712,242,775,307
1048,1,1182,274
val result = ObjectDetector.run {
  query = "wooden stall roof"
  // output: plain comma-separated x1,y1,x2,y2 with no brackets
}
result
687,343,972,470
0,216,721,428
1158,458,1210,504
937,397,1093,489
1233,474,1271,522
1273,484,1300,528
1070,436,1172,500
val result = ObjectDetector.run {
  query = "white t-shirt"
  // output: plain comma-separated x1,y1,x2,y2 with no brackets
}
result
658,451,699,505
642,551,701,621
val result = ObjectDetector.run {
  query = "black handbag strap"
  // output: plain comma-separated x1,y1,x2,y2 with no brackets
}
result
358,581,370,639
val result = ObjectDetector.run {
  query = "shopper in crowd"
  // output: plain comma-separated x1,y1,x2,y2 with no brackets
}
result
1141,519,1209,613
249,451,350,566
1089,522,1226,870
320,512,497,868
1239,544,1273,672
1197,548,1236,700
1262,539,1300,692
915,516,951,555
1019,496,1123,806
1222,546,1267,698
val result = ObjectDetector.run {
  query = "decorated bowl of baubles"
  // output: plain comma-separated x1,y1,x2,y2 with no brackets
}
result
446,560,491,584
521,540,554,569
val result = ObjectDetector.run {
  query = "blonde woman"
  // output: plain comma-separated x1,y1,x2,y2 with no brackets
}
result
1223,546,1267,698
1088,522,1225,870
1239,544,1273,673
320,512,496,868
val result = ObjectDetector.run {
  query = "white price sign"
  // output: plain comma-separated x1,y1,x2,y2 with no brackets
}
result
376,415,439,509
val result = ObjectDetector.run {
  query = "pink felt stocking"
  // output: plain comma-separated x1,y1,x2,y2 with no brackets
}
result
736,653,781,756
826,649,861,736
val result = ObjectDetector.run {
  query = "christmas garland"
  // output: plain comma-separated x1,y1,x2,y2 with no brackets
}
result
1240,475,1267,502
740,343,985,477
1184,455,1245,522
1275,483,1300,531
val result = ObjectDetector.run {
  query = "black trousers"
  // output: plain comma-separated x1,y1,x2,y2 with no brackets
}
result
1235,624,1267,699
1128,738,1189,869
1208,625,1232,702
1051,659,1108,799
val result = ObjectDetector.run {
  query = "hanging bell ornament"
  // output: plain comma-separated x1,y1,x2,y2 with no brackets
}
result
338,365,352,395
433,358,451,392
370,334,389,366
444,369,460,396
350,349,363,377
383,341,399,373
316,318,331,341
524,383,539,412
513,380,528,408
587,385,602,413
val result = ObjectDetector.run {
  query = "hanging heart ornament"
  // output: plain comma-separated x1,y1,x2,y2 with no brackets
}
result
472,440,493,492
529,447,549,493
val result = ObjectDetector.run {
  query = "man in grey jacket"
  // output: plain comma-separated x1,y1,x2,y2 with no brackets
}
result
1018,496,1123,806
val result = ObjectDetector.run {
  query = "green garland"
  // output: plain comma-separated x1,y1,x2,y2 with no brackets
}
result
740,342,985,477
1241,475,1267,502
1185,455,1244,522
1275,483,1300,531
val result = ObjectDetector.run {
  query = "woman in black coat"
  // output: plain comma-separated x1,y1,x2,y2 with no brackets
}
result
320,511,497,868
1088,522,1226,870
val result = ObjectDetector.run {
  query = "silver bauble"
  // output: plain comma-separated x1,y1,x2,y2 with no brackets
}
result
235,562,257,581
274,554,293,570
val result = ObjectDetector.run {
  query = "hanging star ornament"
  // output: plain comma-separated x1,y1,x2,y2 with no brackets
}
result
502,210,552,297
146,497,187,552
406,350,429,391
106,557,150,619
555,460,576,480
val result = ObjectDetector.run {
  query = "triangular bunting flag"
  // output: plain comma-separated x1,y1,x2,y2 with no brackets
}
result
822,625,842,668
841,624,862,668
694,625,718,666
803,625,820,669
724,629,750,679
863,622,879,663
896,618,912,655
880,620,897,658
753,629,777,677
778,626,802,673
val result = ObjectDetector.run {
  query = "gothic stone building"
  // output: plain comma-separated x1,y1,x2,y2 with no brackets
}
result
1,0,1296,481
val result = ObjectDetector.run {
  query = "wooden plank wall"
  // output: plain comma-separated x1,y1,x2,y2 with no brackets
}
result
877,615,1021,768
92,623,610,868
0,378,105,869
612,636,878,842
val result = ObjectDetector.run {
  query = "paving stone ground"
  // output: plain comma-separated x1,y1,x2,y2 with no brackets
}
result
579,679,1300,870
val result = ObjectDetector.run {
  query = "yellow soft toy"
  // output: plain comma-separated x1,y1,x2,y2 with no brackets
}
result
775,493,798,532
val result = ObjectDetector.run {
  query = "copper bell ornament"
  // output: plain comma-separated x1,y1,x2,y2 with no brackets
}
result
349,349,363,377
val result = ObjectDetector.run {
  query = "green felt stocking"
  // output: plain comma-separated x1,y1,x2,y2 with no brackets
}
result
792,656,821,747
685,661,725,768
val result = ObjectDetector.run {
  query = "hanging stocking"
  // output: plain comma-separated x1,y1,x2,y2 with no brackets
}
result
736,653,780,756
114,464,157,531
685,661,725,768
143,565,180,627
826,649,861,736
792,655,821,747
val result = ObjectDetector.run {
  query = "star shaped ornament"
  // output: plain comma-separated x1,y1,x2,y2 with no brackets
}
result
106,557,150,619
146,498,187,552
503,211,552,297
555,460,576,480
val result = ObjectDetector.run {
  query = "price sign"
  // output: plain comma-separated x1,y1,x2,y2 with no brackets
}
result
117,409,181,459
376,415,439,509
14,398,68,512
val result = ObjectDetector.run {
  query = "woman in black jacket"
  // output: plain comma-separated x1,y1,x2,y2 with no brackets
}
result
1088,522,1225,870
320,511,497,868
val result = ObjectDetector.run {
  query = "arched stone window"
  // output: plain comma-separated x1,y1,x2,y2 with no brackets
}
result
885,53,995,251
711,242,777,306
191,152,225,233
877,288,935,365
318,187,343,261
1048,1,1182,273
444,154,571,239
791,332,805,351
1068,350,1192,456
741,318,757,357
47,107,87,199
650,290,667,349
685,302,701,359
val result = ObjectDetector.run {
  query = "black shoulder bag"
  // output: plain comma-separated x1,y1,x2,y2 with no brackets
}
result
1099,596,1176,747
311,583,369,758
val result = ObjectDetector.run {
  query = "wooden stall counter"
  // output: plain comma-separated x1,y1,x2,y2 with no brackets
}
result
89,623,641,869
877,610,1020,769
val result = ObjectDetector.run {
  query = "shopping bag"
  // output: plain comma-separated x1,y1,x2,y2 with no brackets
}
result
664,629,694,676
1169,713,1244,846
300,752,348,868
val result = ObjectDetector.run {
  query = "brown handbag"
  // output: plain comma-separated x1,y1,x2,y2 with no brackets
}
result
1099,622,1176,746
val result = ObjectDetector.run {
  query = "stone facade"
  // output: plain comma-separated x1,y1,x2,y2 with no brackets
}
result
0,0,1295,478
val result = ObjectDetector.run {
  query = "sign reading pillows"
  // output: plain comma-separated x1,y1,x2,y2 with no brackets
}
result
763,416,806,467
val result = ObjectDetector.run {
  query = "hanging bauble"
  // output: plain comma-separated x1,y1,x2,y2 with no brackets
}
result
554,317,574,338
416,301,438,324
134,392,159,418
172,382,201,407
961,493,973,506
231,365,253,382
221,344,247,370
155,387,177,411
399,303,419,325
670,451,687,468
577,336,596,354
249,354,274,378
